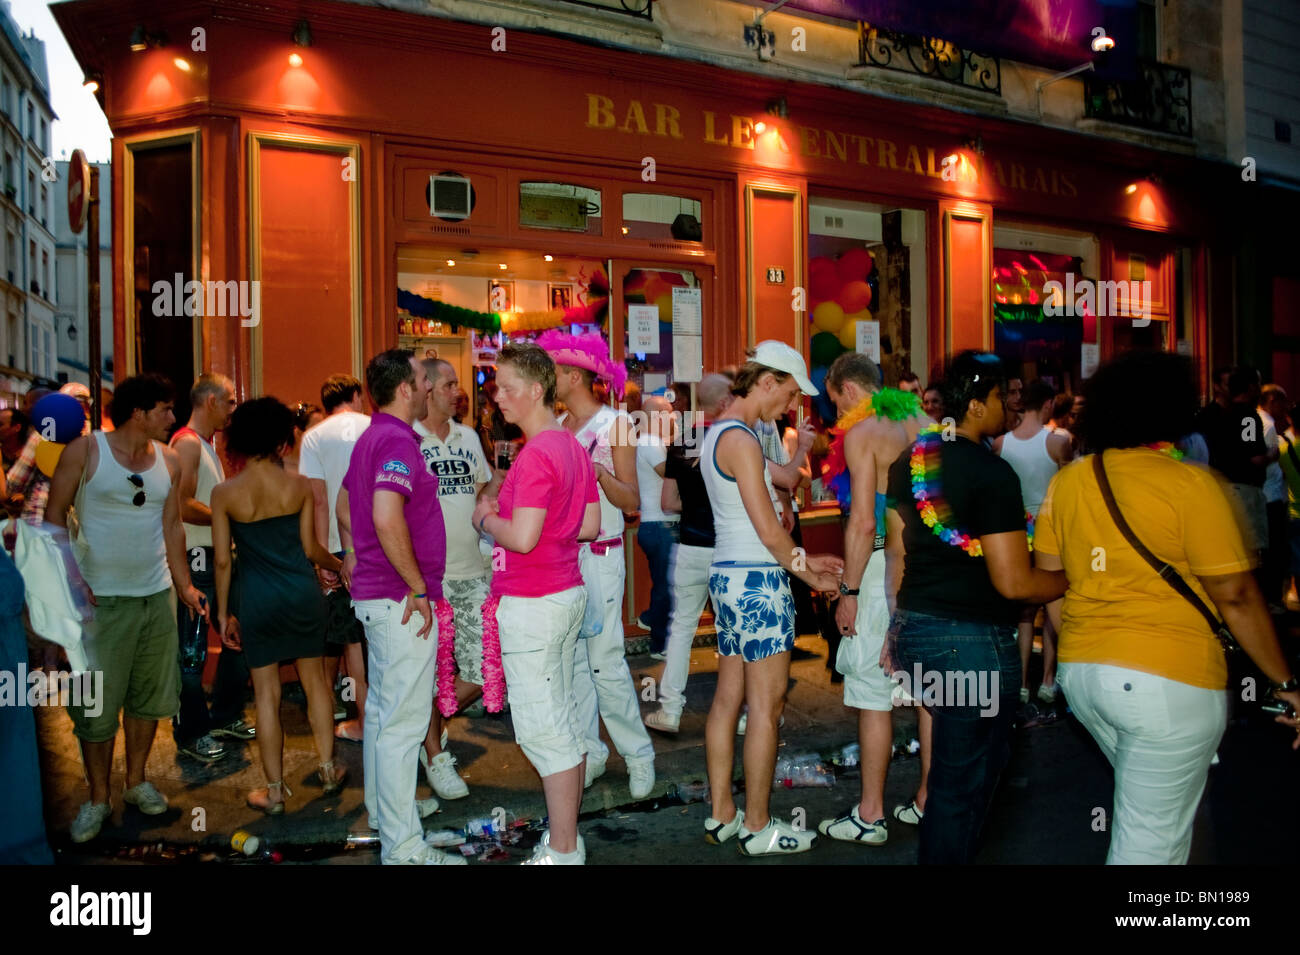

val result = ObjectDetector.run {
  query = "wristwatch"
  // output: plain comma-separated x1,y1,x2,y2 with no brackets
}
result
839,582,860,597
1271,675,1299,694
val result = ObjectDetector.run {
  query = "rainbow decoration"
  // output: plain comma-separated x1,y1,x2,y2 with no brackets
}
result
479,594,506,713
909,425,1034,557
434,599,458,717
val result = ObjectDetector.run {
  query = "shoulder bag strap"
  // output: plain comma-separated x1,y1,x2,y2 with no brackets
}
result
1091,452,1235,650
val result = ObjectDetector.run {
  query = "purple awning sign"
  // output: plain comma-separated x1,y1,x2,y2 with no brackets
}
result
741,0,1137,72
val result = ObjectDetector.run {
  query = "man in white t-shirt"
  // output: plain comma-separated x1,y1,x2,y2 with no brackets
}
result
634,394,680,658
413,358,493,801
298,374,371,742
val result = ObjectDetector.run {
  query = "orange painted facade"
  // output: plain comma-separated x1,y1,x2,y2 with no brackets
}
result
55,0,1237,623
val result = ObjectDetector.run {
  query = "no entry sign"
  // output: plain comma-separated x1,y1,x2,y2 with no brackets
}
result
67,149,90,234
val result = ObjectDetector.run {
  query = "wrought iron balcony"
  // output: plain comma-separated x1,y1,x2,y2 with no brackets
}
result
551,0,652,19
1083,59,1191,137
857,21,1001,96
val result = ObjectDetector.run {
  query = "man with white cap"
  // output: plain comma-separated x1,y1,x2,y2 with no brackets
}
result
539,329,657,800
700,342,843,856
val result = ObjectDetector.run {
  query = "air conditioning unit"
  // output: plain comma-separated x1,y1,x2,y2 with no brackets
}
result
428,175,472,220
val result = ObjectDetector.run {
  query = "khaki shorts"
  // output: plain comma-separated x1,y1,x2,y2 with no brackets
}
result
497,586,586,778
69,589,179,742
836,557,896,712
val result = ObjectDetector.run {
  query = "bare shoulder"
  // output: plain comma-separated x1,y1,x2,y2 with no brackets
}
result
160,441,182,475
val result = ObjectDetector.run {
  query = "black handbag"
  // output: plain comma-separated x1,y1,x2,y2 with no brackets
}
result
1092,453,1239,655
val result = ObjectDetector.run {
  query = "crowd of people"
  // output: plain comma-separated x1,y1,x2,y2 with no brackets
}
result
2,334,1299,866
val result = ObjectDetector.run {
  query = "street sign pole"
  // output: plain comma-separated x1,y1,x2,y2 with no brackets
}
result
87,166,101,430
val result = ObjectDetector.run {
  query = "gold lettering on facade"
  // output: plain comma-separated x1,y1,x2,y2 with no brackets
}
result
619,100,650,135
654,104,684,139
703,111,728,145
586,93,615,129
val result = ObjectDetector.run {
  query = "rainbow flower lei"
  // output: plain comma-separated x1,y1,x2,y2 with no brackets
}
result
910,425,1034,557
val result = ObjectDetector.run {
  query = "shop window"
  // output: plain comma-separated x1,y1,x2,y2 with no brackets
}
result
519,181,602,235
621,193,702,242
622,267,700,404
130,140,196,422
993,248,1089,393
807,197,928,431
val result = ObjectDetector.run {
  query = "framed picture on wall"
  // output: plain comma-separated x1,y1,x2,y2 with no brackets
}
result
489,280,514,313
548,283,573,311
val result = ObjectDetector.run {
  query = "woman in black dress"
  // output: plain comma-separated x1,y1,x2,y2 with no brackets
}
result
213,398,345,813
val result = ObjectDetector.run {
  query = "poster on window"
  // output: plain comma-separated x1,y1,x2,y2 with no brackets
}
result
628,305,661,354
855,320,881,363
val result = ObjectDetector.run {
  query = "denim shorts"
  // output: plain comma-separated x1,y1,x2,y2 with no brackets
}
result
708,562,795,662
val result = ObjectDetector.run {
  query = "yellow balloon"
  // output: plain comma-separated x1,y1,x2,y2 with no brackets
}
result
35,439,65,478
812,301,846,334
654,293,674,323
838,319,860,350
843,308,871,324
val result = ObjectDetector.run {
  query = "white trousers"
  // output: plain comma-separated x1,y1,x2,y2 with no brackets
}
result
658,543,714,717
354,597,439,865
1058,661,1226,864
573,546,654,765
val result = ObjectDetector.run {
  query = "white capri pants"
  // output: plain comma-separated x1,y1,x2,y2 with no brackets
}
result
497,586,588,778
1058,661,1227,864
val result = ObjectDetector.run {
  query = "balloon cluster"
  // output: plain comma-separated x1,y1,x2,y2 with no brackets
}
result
31,393,87,477
808,247,878,421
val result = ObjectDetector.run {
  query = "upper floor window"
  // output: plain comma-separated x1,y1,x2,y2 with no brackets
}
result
518,181,603,236
1,78,10,118
39,119,46,154
26,103,33,141
1137,0,1158,61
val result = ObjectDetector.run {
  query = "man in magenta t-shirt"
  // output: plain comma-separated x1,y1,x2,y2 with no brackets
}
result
473,342,601,864
337,349,462,866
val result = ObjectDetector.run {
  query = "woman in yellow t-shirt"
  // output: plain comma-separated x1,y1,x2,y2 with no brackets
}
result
1033,352,1300,865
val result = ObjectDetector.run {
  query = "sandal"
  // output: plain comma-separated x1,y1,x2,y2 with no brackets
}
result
248,779,292,815
320,760,347,795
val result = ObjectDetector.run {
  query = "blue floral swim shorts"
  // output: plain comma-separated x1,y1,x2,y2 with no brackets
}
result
707,561,795,662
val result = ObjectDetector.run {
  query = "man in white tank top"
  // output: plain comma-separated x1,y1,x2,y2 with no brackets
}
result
992,379,1071,706
45,373,208,845
170,374,252,764
542,330,657,801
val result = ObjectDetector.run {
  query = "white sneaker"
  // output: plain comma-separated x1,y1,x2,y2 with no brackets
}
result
628,758,655,800
421,751,469,800
643,707,680,734
737,817,818,856
584,756,607,789
522,830,586,865
122,781,169,816
1036,683,1059,704
70,801,110,843
704,808,745,845
817,805,888,845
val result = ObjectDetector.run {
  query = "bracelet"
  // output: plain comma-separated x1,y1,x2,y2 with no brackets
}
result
477,513,490,534
413,592,427,600
341,548,353,555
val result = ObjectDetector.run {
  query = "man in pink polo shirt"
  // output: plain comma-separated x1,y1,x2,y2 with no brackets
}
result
337,349,461,866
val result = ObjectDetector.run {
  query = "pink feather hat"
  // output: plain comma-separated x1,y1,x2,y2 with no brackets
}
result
536,329,628,400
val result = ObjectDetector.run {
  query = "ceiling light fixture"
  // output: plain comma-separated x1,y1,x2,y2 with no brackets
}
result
173,57,191,72
498,263,508,270
446,259,456,267
544,254,553,262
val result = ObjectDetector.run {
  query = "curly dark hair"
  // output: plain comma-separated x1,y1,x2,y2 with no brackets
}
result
937,351,1005,424
224,396,295,460
1078,351,1197,451
110,373,175,428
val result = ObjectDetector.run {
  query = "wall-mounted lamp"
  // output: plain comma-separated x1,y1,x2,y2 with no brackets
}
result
173,57,192,72
1090,28,1115,53
961,134,985,156
82,71,102,94
288,52,303,67
293,20,313,48
1124,183,1138,195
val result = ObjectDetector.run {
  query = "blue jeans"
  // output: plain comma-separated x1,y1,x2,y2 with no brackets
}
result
0,550,52,863
173,549,250,744
637,521,679,653
892,608,1020,864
